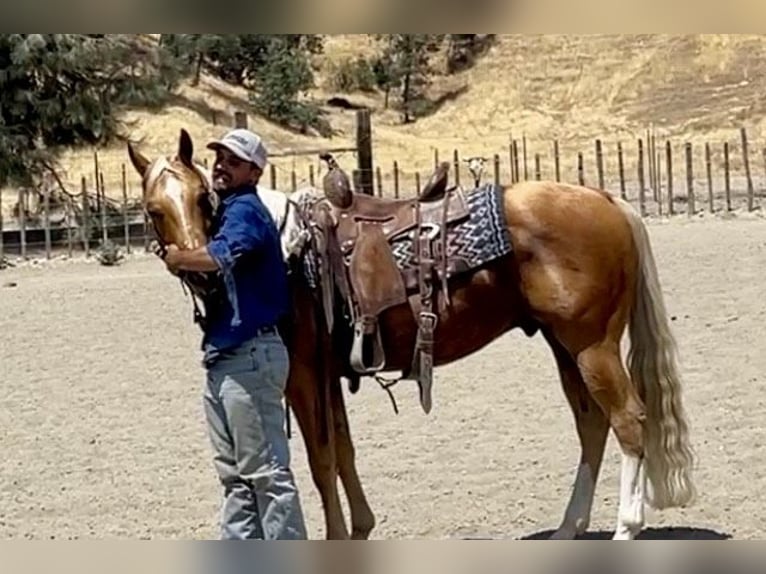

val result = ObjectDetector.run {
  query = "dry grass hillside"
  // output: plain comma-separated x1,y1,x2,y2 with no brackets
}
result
6,34,766,212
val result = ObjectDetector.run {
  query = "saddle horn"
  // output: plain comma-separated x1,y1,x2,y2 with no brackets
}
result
320,152,353,209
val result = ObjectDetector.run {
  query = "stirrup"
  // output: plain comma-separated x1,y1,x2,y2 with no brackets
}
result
350,318,386,374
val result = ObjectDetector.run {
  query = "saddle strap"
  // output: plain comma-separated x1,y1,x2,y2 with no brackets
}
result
411,199,438,415
438,190,452,312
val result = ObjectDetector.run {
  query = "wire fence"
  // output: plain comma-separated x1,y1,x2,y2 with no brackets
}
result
2,126,765,262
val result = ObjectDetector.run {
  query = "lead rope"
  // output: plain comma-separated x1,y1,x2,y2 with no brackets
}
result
148,218,205,330
178,278,206,329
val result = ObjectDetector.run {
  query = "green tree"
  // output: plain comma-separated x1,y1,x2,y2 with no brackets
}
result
160,34,329,135
0,34,180,188
249,36,331,136
373,34,445,123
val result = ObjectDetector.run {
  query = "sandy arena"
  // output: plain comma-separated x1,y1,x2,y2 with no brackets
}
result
1,214,765,540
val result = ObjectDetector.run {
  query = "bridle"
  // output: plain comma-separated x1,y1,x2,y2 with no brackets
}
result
143,157,219,330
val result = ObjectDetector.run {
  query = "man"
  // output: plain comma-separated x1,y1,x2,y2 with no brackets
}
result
161,128,308,540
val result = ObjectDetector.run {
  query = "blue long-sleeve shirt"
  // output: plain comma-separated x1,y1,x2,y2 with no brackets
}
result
201,185,289,357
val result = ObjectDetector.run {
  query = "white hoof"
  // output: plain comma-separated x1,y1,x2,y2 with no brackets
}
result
612,526,641,540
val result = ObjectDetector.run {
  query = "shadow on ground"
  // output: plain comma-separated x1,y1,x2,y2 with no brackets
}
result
459,526,731,540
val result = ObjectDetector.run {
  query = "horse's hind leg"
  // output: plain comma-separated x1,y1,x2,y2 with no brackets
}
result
574,341,648,540
544,330,609,540
330,377,376,539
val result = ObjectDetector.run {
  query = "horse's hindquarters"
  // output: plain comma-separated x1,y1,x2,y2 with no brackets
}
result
502,181,637,342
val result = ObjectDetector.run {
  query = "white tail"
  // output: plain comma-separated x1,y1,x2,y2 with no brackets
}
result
614,197,697,510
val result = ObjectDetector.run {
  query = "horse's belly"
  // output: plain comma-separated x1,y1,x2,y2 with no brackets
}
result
376,256,527,371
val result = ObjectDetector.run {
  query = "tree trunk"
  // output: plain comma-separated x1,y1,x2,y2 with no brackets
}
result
192,53,203,86
402,70,411,123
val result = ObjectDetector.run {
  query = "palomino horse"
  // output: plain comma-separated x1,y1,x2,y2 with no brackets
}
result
128,129,696,540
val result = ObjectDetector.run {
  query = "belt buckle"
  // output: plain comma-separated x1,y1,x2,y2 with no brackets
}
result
419,311,438,331
258,325,276,336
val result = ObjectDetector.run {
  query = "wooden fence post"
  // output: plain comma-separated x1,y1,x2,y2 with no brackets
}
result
724,142,731,212
595,139,604,189
617,141,626,200
122,164,131,254
656,148,663,216
741,127,754,212
666,141,674,215
355,108,374,196
99,172,107,243
638,138,646,217
234,110,248,129
705,142,714,213
18,188,27,260
508,140,515,183
376,166,383,197
93,151,101,224
685,142,695,217
43,186,51,259
453,149,461,186
81,176,91,256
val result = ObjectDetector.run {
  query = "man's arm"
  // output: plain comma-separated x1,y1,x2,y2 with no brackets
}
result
164,245,220,273
164,200,266,275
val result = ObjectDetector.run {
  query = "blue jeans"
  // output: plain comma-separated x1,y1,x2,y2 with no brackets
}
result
203,330,307,540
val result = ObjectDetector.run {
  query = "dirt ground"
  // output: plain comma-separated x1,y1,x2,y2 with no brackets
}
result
1,213,765,540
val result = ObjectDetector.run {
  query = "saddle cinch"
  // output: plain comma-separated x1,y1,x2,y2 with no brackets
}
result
317,158,471,414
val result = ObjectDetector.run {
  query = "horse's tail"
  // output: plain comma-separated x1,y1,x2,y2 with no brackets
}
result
614,197,697,510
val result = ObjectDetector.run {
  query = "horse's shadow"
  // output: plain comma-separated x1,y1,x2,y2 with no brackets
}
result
461,526,731,540
525,526,731,540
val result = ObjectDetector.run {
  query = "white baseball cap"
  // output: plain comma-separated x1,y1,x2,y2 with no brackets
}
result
207,128,268,170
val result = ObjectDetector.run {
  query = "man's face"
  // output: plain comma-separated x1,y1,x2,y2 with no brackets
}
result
212,147,262,192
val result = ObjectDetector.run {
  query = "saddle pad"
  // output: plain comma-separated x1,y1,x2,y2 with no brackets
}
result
388,183,514,276
298,183,513,289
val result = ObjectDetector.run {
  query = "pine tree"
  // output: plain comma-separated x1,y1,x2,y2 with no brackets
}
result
160,34,328,134
0,34,180,188
373,35,445,123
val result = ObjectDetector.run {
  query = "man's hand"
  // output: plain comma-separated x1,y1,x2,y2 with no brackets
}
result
163,244,182,275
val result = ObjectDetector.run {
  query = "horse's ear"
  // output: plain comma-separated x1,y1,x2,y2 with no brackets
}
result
127,142,150,177
179,129,194,168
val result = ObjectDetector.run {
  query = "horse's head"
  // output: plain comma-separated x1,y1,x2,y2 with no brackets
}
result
127,129,217,253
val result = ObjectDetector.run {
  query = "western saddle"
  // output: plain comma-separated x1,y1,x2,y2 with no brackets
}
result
314,155,471,414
